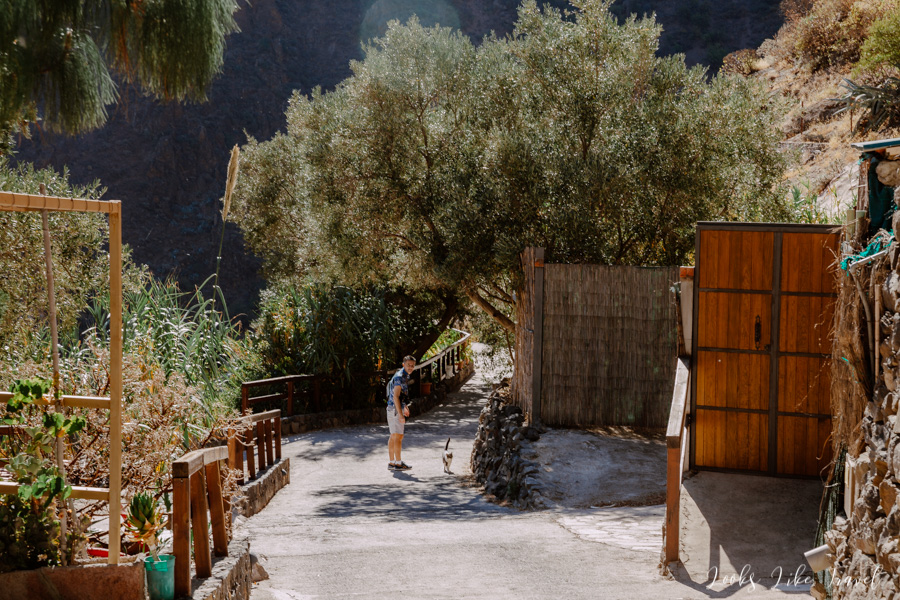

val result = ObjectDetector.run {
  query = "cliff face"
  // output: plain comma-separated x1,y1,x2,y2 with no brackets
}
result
12,0,783,318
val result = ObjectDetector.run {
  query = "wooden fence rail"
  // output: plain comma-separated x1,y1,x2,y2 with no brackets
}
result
173,446,229,598
228,409,282,485
241,330,471,416
664,358,691,565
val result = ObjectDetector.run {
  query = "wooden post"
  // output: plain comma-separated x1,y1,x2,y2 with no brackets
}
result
228,427,243,485
173,475,191,597
287,380,294,416
190,469,212,578
205,461,229,557
108,203,123,564
531,248,545,423
241,385,249,414
665,358,690,565
666,445,681,563
264,418,274,467
257,421,266,470
246,428,256,480
275,416,282,460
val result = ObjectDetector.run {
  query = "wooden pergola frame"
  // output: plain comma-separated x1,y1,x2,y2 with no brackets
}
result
0,190,123,564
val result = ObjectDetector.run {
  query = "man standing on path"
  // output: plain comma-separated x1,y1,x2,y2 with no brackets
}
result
387,355,415,471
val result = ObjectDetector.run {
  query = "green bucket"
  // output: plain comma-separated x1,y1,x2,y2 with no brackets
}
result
144,554,175,600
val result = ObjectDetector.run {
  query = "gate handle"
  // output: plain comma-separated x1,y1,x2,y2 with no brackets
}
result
755,315,761,350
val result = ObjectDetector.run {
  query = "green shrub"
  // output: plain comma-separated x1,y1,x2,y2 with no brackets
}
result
793,0,891,70
856,9,900,74
250,284,399,382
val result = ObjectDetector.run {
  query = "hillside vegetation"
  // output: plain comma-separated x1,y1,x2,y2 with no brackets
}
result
733,0,900,214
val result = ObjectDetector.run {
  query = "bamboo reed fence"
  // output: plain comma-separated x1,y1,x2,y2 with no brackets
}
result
514,248,678,428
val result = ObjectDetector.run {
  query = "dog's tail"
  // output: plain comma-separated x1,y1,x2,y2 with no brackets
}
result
445,437,450,451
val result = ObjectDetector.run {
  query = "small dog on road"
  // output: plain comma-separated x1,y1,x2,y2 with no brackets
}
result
442,437,453,474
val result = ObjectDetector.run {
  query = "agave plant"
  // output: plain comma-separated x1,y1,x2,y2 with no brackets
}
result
834,77,900,133
125,493,165,561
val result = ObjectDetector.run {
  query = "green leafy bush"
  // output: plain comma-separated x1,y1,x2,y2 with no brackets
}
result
250,285,400,382
792,0,892,70
0,378,86,572
856,8,900,73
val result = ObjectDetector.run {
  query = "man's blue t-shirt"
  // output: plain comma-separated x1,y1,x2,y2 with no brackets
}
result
386,368,409,409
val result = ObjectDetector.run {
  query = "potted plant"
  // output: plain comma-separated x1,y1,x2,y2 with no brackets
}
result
126,493,173,600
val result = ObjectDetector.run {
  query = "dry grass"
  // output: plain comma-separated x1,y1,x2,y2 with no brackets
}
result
829,231,872,455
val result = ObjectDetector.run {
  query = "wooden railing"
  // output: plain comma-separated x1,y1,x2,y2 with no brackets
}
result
664,357,691,565
410,330,472,398
241,329,472,416
228,409,282,485
173,446,229,598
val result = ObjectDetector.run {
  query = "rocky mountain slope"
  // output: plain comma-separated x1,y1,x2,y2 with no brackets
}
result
11,0,784,318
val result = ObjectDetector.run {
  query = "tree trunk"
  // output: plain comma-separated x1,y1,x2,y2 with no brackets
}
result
398,294,460,362
465,288,516,333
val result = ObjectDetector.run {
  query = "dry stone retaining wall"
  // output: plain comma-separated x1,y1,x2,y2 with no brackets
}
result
470,385,547,510
825,240,900,599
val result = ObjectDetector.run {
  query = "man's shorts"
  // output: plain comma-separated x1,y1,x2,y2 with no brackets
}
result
386,405,404,435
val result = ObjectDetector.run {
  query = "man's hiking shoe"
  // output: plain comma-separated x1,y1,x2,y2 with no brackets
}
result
388,463,399,470
397,462,412,470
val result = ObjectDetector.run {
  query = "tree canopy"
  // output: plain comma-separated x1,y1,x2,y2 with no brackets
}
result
232,0,789,333
0,0,240,138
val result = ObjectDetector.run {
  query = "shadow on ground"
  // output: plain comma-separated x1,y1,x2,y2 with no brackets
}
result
676,471,823,589
309,475,513,522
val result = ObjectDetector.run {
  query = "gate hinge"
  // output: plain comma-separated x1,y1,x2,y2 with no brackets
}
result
685,413,692,427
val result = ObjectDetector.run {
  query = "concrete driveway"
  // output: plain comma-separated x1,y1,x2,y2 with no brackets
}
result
245,371,813,600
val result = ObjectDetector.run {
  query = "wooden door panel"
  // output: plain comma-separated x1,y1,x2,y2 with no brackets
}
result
698,230,774,290
693,226,837,476
696,351,769,410
777,416,832,476
778,357,831,414
779,295,834,354
698,292,771,350
781,233,839,294
694,408,768,471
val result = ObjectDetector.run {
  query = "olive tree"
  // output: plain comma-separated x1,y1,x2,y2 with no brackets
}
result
232,0,789,335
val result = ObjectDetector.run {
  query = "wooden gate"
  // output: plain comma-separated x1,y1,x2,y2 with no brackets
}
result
690,223,839,476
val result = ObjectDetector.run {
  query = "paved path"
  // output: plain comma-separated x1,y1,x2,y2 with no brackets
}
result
246,371,812,599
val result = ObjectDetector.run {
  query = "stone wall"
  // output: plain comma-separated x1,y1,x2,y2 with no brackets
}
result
192,526,252,600
238,457,291,518
470,384,547,510
825,239,900,599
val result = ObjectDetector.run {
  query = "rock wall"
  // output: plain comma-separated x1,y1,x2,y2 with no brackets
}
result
192,526,252,600
826,241,900,599
238,457,291,518
470,385,547,510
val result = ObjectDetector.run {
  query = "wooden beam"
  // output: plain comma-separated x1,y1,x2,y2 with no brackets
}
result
256,421,266,470
531,248,545,423
666,359,691,448
108,204,123,565
0,482,109,500
205,461,228,557
264,419,274,467
173,475,191,598
173,446,229,479
0,191,120,214
0,392,110,409
665,357,691,565
190,470,212,578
